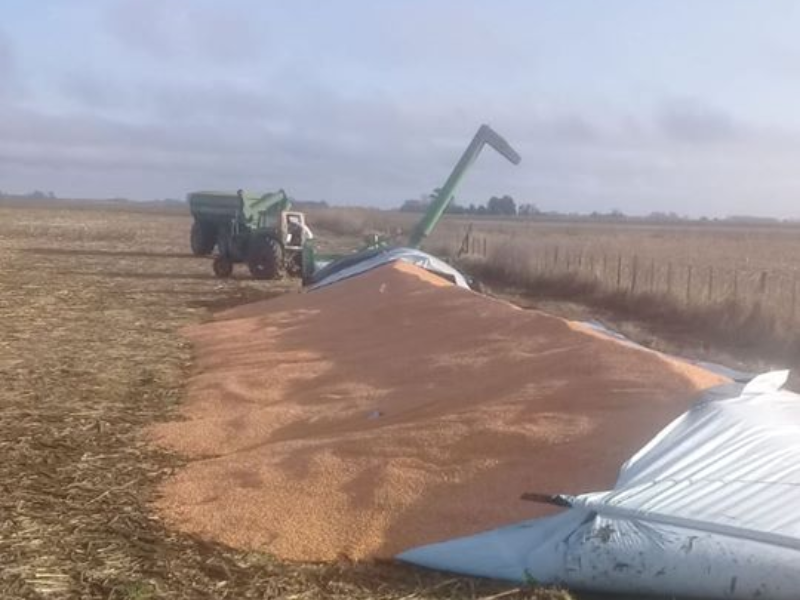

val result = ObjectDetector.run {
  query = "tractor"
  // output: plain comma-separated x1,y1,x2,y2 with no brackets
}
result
188,189,311,280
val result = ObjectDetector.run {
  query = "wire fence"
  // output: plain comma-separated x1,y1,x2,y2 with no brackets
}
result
455,232,800,326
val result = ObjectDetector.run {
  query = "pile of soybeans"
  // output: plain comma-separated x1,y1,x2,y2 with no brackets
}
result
150,261,726,561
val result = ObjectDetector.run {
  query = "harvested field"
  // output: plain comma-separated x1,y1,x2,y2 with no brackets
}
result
0,204,570,599
151,261,725,562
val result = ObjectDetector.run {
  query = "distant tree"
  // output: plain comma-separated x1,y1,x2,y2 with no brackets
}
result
400,199,427,213
647,211,682,221
487,194,517,216
518,203,541,217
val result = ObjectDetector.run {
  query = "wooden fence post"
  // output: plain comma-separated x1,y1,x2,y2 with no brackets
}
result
667,262,674,295
686,265,693,304
650,258,656,292
707,267,714,302
759,271,768,296
630,256,639,294
616,255,623,289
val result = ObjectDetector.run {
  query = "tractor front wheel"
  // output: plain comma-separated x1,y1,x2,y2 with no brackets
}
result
247,237,284,280
212,256,233,278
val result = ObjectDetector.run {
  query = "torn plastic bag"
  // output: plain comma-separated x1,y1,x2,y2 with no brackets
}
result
399,371,800,599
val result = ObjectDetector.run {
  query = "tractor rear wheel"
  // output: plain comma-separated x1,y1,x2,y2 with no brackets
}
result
191,221,217,256
247,236,284,280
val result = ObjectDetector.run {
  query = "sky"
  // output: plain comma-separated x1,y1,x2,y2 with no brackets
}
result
2,1,800,217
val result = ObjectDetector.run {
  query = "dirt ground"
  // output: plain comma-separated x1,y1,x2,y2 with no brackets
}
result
0,204,572,599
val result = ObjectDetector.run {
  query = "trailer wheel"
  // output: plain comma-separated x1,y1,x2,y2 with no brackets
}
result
247,237,283,280
191,221,217,256
212,256,233,278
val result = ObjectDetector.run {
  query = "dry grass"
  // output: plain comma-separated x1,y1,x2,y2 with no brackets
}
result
303,206,416,240
0,205,571,600
420,218,800,373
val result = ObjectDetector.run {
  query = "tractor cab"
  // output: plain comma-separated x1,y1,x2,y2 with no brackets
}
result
282,211,311,250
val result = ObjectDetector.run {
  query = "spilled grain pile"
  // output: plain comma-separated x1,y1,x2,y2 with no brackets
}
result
150,261,726,562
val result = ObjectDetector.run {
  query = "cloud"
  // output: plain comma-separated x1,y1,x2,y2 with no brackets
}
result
656,98,744,144
4,2,800,218
0,29,18,99
103,0,262,65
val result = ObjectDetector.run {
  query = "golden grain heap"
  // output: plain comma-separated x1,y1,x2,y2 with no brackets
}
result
150,261,726,561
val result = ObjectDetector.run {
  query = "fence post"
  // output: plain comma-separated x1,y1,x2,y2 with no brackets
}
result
759,271,768,296
707,267,714,302
686,265,693,304
667,262,674,296
616,255,623,289
650,258,656,292
630,256,639,294
482,237,487,258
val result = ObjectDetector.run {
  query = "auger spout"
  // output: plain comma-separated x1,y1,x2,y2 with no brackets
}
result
407,124,521,249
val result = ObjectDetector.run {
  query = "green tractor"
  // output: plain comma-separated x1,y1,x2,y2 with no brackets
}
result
188,189,311,280
187,124,519,283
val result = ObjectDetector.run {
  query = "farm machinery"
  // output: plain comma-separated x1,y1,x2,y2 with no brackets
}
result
188,189,311,280
301,124,521,286
186,123,519,283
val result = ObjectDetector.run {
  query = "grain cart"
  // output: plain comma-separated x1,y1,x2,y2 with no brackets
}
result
188,189,310,280
301,124,521,286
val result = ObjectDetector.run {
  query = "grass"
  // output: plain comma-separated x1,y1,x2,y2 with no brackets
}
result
421,217,800,376
0,204,572,599
303,206,416,239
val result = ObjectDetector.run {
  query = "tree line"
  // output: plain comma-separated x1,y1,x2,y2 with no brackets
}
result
399,193,539,217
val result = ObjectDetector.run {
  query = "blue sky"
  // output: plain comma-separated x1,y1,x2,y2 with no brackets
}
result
2,1,800,216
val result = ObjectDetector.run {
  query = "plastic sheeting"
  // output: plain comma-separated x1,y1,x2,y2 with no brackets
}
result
309,247,470,290
399,371,800,599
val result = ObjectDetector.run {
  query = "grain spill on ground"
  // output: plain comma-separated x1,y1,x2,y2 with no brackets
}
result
1,204,574,600
152,261,726,562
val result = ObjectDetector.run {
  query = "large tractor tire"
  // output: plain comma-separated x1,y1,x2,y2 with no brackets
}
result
247,236,284,280
190,221,217,256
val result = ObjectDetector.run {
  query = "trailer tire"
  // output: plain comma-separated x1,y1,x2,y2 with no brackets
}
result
191,221,217,256
247,236,283,280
